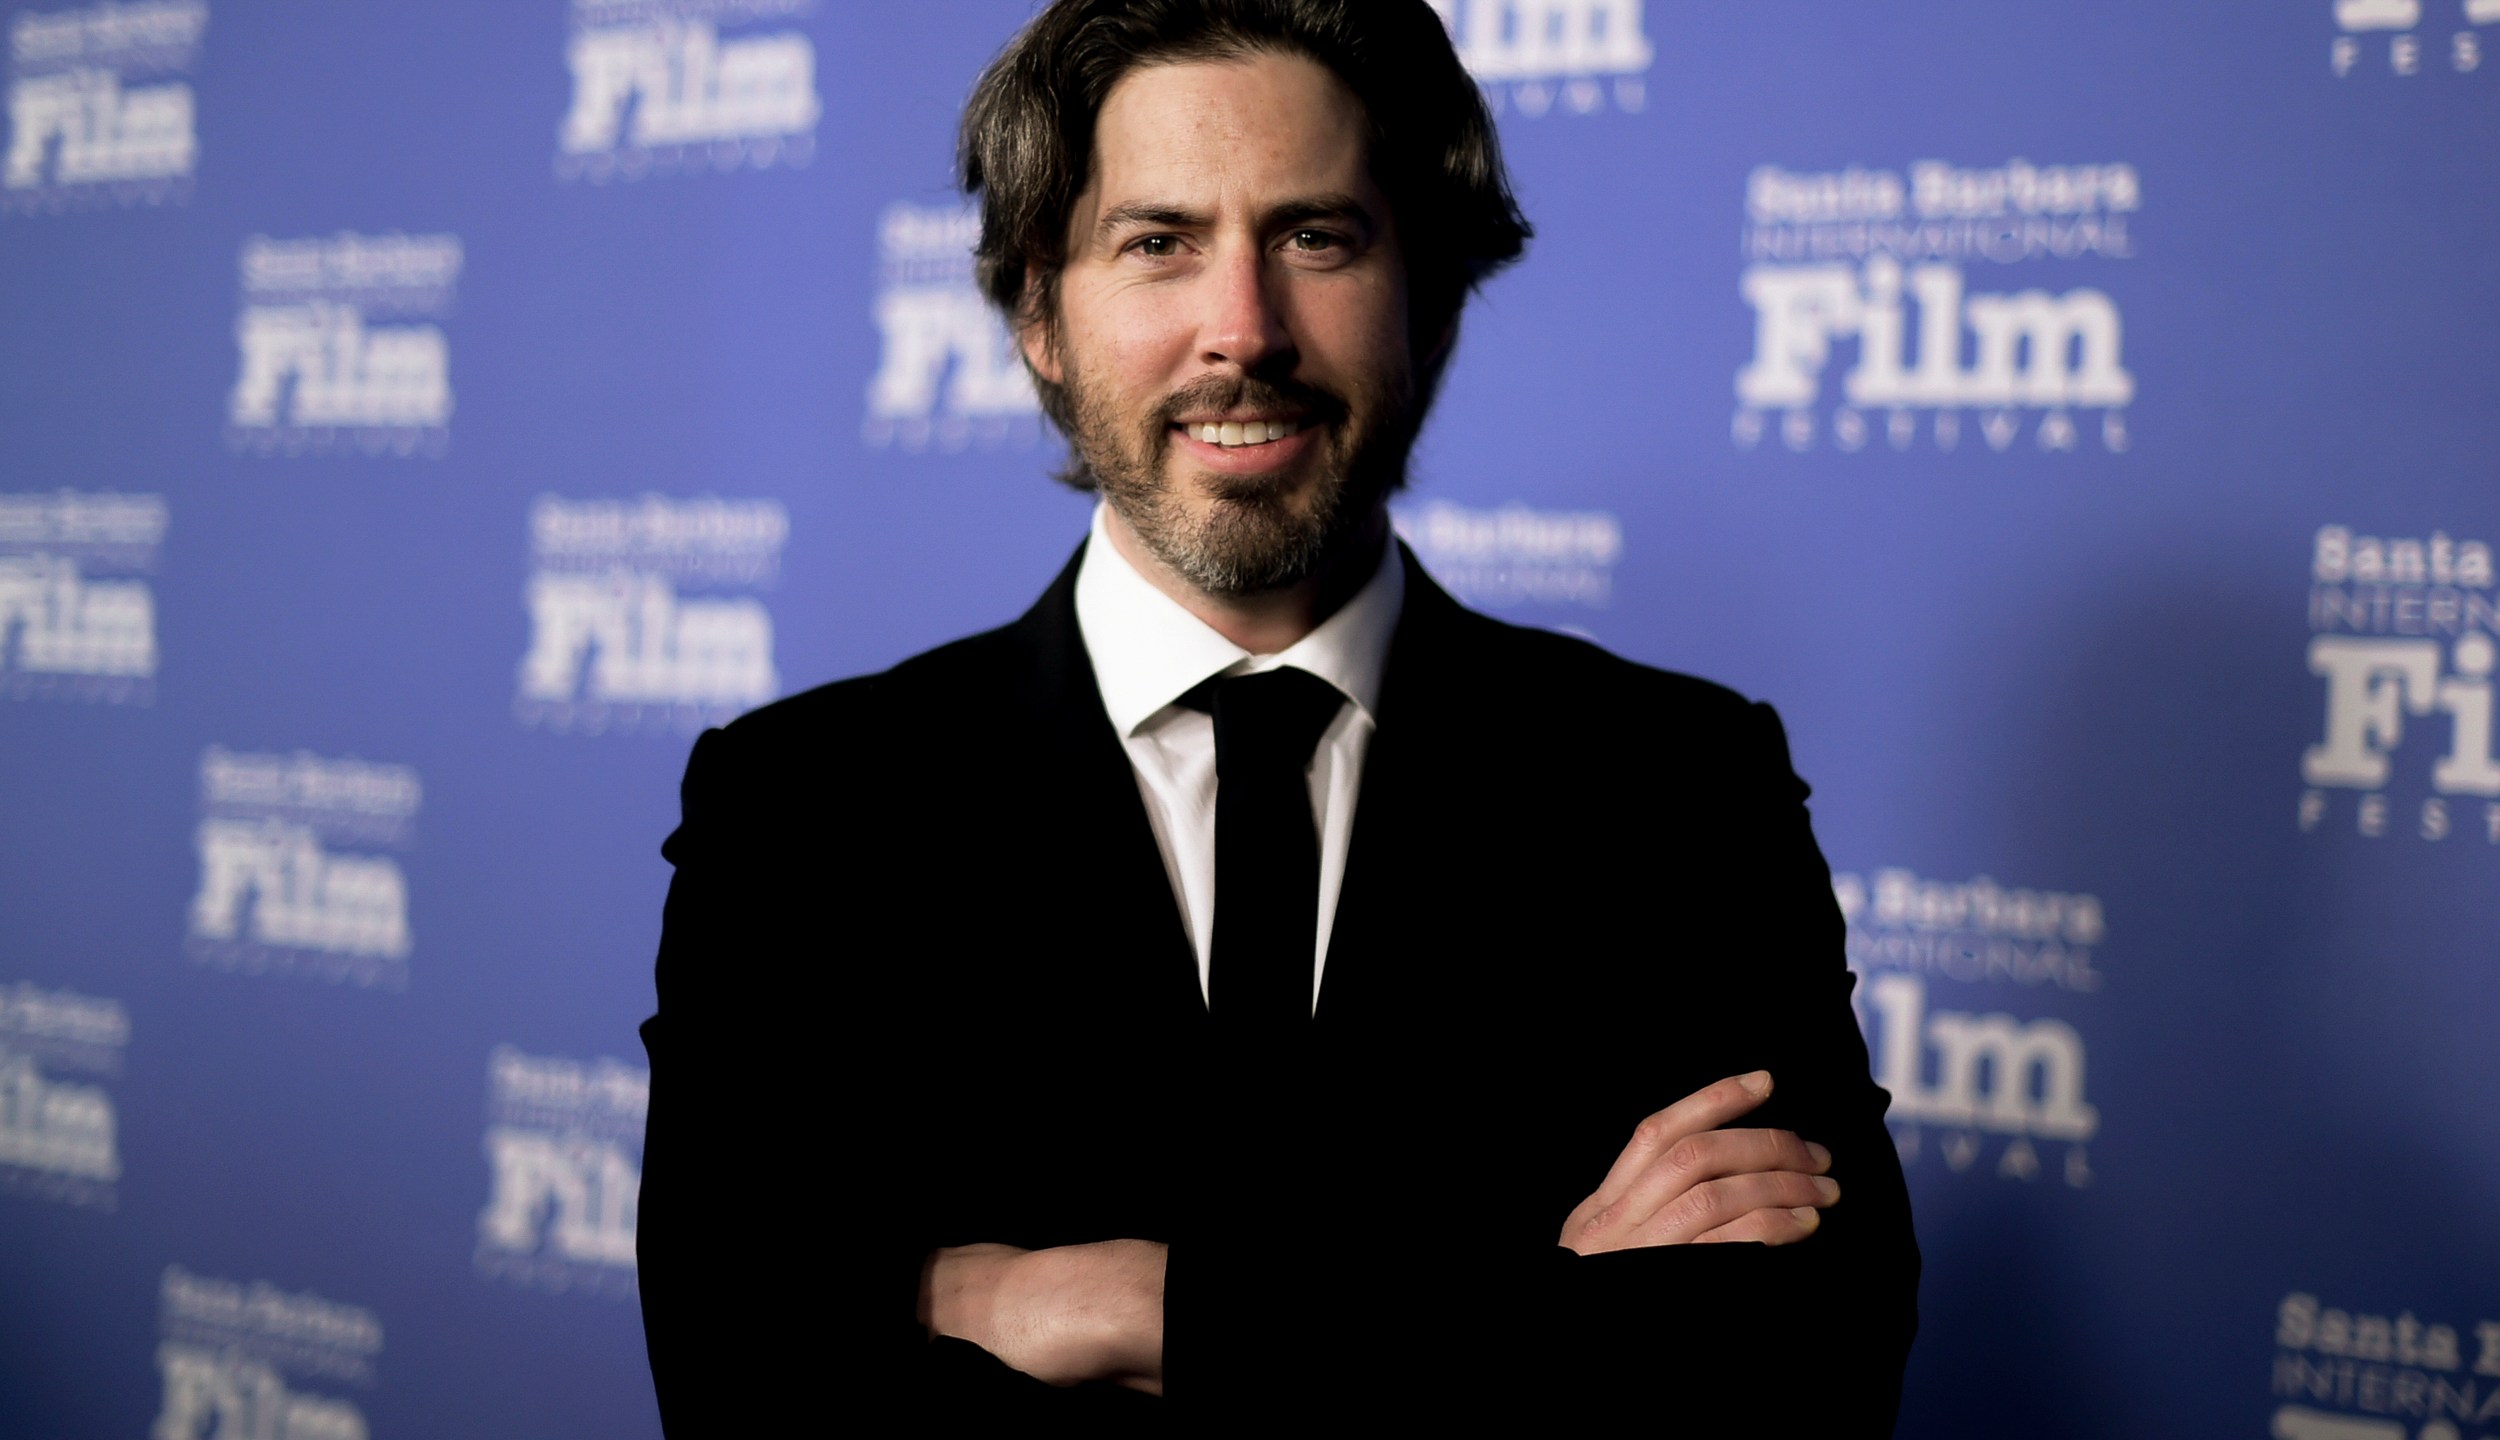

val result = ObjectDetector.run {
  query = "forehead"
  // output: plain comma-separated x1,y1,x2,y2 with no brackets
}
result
1086,51,1373,209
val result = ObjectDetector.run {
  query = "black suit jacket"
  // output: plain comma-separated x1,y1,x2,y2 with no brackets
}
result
638,542,1919,1429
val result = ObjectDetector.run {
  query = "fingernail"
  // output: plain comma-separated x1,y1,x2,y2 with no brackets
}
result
1813,1177,1841,1203
1739,1071,1771,1097
1789,1206,1820,1226
1806,1142,1831,1172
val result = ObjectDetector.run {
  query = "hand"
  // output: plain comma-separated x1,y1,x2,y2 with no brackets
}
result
1557,1070,1840,1255
918,1239,1166,1394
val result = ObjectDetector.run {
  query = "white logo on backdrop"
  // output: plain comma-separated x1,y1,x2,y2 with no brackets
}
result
2271,1291,2500,1438
1734,158,2139,457
556,0,819,181
228,231,461,455
475,1045,643,1297
1427,0,1652,117
2,0,203,212
2299,525,2500,844
0,981,127,1209
516,494,784,733
1396,499,1621,608
1835,867,2104,1187
864,201,1042,451
2331,0,2499,77
0,489,164,704
154,1267,379,1440
186,747,419,988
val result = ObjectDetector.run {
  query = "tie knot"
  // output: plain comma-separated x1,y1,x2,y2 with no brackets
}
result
1206,668,1346,778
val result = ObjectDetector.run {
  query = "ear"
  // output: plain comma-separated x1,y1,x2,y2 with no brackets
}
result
1020,320,1064,386
1018,266,1064,385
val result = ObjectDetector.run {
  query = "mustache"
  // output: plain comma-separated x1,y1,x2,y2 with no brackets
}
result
1154,374,1348,429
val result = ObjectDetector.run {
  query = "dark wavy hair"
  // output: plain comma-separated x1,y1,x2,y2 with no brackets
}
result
958,0,1531,487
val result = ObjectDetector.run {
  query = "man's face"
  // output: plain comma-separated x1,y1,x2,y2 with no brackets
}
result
1027,52,1417,595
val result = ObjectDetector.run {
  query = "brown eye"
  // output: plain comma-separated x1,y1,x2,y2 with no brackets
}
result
1134,235,1178,257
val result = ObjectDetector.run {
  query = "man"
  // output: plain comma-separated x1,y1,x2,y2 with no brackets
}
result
637,0,1918,1427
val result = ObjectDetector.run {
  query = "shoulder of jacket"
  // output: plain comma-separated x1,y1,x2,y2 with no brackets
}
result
1456,605,1764,721
1450,613,1809,811
697,617,1027,768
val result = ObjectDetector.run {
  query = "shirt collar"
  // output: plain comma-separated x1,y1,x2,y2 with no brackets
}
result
1074,501,1403,739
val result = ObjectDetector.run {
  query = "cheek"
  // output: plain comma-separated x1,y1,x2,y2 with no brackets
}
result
1068,287,1195,394
1296,276,1412,380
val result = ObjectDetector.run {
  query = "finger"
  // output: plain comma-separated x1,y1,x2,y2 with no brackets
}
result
1607,1127,1825,1234
1691,1204,1823,1247
1583,1071,1775,1213
1632,1169,1840,1248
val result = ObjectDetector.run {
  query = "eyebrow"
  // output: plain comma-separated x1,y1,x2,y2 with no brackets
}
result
1092,192,1379,244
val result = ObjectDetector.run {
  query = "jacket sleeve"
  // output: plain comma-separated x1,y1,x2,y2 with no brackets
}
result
1266,698,1919,1430
637,725,905,1427
636,725,937,1424
635,725,1159,1428
1505,699,1920,1431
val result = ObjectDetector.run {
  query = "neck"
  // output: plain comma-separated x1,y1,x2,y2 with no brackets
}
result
1103,504,1389,656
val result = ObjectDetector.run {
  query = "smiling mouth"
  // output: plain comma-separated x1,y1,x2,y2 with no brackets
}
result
1174,418,1304,449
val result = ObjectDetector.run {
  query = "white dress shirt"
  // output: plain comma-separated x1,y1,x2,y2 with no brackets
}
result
1072,503,1404,1014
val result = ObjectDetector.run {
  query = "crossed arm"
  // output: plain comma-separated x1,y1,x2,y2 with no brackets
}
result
917,1069,1842,1395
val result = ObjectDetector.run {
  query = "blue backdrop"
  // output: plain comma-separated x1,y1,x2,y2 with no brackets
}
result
5,2,2497,1435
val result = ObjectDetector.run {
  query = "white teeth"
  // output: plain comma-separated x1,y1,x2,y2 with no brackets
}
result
1191,419,1305,447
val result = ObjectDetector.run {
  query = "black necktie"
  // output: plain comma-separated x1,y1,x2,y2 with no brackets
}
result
1175,667,1344,1407
1203,667,1346,1033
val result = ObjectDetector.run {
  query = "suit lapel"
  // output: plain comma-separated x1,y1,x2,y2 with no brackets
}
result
1004,544,1209,1024
1314,546,1477,1031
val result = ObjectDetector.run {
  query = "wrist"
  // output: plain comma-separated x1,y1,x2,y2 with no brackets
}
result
921,1239,1166,1393
920,1243,1026,1351
1021,1240,1163,1391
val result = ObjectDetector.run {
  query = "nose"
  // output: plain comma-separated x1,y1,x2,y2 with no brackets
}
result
1198,242,1295,374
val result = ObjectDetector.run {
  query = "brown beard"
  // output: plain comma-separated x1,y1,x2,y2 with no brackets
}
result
1067,363,1414,596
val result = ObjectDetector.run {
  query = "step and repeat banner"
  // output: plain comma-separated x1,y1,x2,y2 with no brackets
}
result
3,1,2495,1435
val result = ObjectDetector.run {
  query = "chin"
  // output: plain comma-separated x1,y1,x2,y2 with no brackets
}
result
1202,473,1322,513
